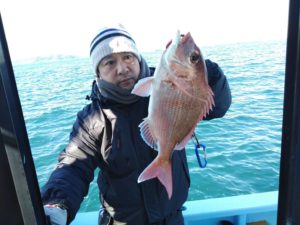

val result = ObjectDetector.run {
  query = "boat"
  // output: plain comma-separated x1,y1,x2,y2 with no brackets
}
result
71,191,278,225
0,0,299,224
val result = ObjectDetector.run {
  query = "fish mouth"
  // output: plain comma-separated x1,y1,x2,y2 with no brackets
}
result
164,31,181,66
165,31,191,48
164,31,200,70
180,32,192,44
164,31,193,65
167,30,191,50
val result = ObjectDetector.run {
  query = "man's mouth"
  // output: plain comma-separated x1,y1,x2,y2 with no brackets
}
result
119,78,136,89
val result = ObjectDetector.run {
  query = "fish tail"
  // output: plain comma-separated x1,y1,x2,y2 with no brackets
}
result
138,157,173,199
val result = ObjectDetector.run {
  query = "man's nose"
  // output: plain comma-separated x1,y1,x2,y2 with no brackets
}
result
116,60,129,75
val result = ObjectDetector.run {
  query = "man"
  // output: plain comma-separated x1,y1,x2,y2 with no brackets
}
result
42,24,231,225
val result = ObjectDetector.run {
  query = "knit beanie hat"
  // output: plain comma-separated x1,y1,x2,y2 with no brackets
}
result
90,24,141,74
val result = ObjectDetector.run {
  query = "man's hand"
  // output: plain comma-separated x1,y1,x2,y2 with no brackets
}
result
44,204,67,225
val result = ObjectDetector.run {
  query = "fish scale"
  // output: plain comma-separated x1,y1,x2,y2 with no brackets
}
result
163,87,196,144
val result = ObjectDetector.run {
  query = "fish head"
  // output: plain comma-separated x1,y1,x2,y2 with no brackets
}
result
163,31,207,81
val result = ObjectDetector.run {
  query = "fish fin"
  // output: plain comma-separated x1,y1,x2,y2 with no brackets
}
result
139,118,158,150
138,157,173,199
131,77,154,97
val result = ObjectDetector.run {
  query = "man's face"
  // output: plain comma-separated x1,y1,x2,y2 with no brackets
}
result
97,52,140,90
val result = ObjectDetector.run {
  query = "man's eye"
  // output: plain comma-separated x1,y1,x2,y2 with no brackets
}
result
124,54,134,62
104,60,115,66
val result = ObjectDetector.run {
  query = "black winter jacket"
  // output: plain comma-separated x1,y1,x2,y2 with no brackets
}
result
41,59,231,224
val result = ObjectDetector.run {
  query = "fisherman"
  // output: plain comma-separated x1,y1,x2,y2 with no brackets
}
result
42,24,232,225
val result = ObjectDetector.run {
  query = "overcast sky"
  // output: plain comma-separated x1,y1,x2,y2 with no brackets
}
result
1,0,289,60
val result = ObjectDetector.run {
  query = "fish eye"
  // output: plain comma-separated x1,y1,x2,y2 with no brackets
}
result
190,52,200,64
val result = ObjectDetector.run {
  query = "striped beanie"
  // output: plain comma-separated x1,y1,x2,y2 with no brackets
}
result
90,24,141,74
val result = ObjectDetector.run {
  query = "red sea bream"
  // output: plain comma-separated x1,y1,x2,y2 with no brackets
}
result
131,31,215,199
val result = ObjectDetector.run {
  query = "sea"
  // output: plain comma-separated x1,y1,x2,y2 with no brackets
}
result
12,40,286,213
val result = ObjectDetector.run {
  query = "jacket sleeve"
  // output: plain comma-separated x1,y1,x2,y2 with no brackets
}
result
41,103,104,223
205,59,232,120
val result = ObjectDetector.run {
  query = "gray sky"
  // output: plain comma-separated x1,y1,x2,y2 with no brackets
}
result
1,0,289,60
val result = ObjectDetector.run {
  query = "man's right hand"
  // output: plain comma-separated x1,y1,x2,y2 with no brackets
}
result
44,205,67,225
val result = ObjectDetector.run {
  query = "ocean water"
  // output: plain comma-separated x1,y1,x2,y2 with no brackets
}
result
13,40,286,213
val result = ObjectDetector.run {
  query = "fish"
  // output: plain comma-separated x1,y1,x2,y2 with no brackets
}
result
131,31,215,199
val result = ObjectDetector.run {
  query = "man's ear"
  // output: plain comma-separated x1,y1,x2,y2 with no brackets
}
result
96,70,101,78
